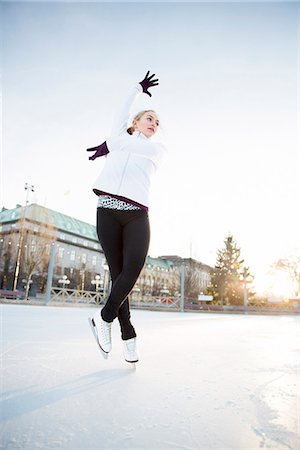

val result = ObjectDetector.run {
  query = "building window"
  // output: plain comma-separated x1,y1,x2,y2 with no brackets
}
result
83,240,88,247
60,233,65,240
33,224,39,232
93,243,99,250
70,250,75,261
72,237,77,244
58,247,64,258
92,255,97,266
82,253,87,264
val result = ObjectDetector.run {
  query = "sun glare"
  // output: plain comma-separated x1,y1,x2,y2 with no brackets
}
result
255,271,295,298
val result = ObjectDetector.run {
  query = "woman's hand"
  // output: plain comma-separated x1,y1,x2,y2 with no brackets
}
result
87,141,109,160
139,71,159,97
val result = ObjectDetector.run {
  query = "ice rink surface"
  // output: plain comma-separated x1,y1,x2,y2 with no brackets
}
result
1,304,299,450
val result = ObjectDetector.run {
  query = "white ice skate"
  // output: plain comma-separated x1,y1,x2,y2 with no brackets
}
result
123,337,139,364
88,314,112,359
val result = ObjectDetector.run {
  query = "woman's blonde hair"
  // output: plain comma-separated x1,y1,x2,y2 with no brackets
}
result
127,110,157,135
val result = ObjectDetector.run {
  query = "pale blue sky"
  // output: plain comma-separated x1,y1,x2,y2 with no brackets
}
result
1,1,299,295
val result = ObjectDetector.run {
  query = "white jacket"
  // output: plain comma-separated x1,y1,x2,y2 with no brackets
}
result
93,83,167,207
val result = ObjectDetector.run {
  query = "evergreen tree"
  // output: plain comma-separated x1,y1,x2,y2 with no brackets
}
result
209,234,247,305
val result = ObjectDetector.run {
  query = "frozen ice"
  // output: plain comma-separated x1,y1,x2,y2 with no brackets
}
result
1,305,299,449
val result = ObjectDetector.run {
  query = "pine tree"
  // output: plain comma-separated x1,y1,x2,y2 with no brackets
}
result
209,234,246,305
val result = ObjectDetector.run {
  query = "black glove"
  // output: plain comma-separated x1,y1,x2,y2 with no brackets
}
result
86,141,109,160
139,71,159,97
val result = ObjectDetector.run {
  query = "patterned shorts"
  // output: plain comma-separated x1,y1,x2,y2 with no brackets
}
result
97,195,141,210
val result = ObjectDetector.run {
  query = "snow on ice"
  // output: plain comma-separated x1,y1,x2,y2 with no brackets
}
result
1,304,299,449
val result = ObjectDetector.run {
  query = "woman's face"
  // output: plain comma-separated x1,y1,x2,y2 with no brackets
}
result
133,112,160,138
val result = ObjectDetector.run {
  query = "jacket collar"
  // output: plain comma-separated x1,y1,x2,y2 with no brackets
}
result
133,131,149,140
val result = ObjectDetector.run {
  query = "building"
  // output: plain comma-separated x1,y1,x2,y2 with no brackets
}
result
158,255,212,297
0,204,212,301
132,256,178,300
0,203,105,294
130,255,212,302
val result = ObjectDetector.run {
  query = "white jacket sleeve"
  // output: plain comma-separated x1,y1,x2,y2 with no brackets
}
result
109,83,143,137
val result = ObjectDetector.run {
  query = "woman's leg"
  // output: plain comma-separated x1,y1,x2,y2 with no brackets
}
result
118,300,135,340
96,208,137,340
100,210,150,329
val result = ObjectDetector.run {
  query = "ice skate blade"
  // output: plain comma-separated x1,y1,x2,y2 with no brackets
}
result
101,350,109,360
125,359,138,364
126,362,137,370
98,347,109,359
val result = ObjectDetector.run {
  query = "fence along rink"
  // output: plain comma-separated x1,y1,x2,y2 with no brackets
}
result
49,287,104,305
48,287,181,309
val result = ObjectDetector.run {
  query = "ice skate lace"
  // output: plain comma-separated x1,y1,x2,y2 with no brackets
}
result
100,320,111,345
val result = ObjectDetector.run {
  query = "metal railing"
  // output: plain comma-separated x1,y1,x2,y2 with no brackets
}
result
130,295,181,310
49,287,104,305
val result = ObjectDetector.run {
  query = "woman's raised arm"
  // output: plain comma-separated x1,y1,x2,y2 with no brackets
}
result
110,71,159,137
87,72,159,160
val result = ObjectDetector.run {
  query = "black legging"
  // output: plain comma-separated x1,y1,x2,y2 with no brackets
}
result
96,207,150,340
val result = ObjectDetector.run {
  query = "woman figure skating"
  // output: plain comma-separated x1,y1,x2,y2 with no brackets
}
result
88,71,167,363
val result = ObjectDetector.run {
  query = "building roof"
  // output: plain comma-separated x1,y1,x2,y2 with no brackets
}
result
0,204,98,241
159,255,212,271
146,256,174,271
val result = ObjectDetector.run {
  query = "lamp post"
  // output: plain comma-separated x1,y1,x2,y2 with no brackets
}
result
45,242,57,305
180,259,185,312
242,267,248,313
0,238,4,261
58,275,70,302
91,274,102,304
13,183,35,290
22,278,33,300
80,267,86,291
102,263,111,299
0,239,4,285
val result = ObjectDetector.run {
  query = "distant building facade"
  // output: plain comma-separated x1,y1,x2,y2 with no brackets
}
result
130,255,212,301
159,255,212,297
0,203,105,294
0,204,212,300
131,256,179,300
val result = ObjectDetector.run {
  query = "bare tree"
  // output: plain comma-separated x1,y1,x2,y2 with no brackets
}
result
0,240,14,289
184,259,200,299
168,267,180,296
22,223,55,299
273,255,300,297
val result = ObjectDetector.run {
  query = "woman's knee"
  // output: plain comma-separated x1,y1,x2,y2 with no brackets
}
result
123,258,145,278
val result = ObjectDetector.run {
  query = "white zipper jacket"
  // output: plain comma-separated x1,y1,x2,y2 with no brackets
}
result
92,83,167,207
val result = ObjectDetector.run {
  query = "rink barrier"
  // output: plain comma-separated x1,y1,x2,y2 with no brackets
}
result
130,296,181,310
1,293,299,314
49,287,104,305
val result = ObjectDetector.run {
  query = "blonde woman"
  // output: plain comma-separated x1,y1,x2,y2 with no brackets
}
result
88,72,167,363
